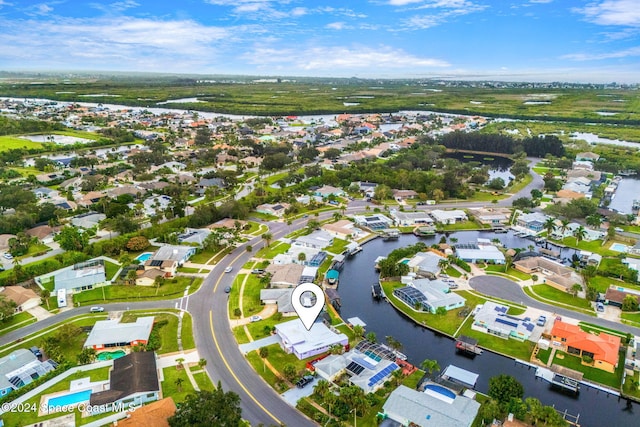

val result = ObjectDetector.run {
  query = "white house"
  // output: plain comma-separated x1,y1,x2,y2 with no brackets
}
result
275,319,348,360
390,210,434,227
429,209,467,224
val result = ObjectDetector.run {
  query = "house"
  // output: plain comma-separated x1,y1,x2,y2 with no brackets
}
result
353,181,377,197
143,195,172,216
84,316,154,350
455,240,505,264
390,210,434,227
516,212,550,233
352,214,394,230
472,301,536,341
71,212,106,230
144,245,196,277
550,320,621,373
394,278,465,314
321,220,362,240
275,319,349,360
313,350,400,394
177,228,211,246
382,385,480,427
136,268,167,286
0,286,41,312
604,285,640,308
469,207,510,225
314,185,344,198
256,203,290,218
513,256,580,291
0,349,57,397
406,252,445,278
430,209,467,225
25,225,58,244
77,191,107,207
196,177,226,195
576,152,600,162
265,263,305,288
117,397,176,427
32,187,58,199
89,352,160,414
273,246,321,266
293,230,334,249
392,189,418,201
260,288,296,316
43,259,108,294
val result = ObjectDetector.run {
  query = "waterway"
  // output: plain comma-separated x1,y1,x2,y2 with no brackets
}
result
609,177,640,215
444,152,514,183
338,232,638,427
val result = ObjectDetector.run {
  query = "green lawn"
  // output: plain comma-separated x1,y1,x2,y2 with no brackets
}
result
622,371,640,399
529,284,593,311
588,274,633,294
177,266,202,273
246,350,281,389
232,325,250,344
536,347,553,365
190,249,217,264
484,264,532,280
17,243,51,260
255,242,291,259
192,371,215,392
228,274,245,318
162,366,197,403
445,266,462,277
324,238,350,255
439,220,482,231
104,260,120,280
578,322,628,341
550,351,624,388
549,237,619,257
0,134,43,151
181,311,195,350
0,311,36,336
621,312,640,326
73,277,201,304
121,311,181,354
242,274,266,316
507,173,533,194
456,316,535,361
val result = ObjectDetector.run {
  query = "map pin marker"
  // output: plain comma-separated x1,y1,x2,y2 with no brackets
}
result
291,282,325,331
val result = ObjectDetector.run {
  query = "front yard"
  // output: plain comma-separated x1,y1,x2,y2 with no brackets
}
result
73,277,202,305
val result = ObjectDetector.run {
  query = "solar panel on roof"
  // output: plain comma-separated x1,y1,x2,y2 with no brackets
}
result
150,260,163,267
495,317,518,328
347,361,365,375
353,357,376,370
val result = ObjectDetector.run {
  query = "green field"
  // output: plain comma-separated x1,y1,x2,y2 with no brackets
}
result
73,277,201,304
527,284,593,311
0,135,43,151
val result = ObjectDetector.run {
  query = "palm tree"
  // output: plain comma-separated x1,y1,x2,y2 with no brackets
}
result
41,289,50,309
332,212,342,222
574,225,587,245
198,358,207,369
543,217,556,236
314,379,331,399
352,324,364,339
420,359,441,378
559,218,570,239
175,377,184,392
586,214,603,229
261,232,273,249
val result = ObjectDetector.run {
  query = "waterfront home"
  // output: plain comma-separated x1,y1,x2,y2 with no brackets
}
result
455,240,505,264
550,321,621,373
275,319,348,360
472,302,535,341
260,288,296,316
0,349,57,397
352,214,394,230
265,263,305,288
390,210,434,227
84,316,154,350
429,209,467,225
382,385,480,427
469,207,510,226
89,352,160,414
321,220,362,240
516,212,550,233
394,278,465,314
406,252,445,278
177,228,211,247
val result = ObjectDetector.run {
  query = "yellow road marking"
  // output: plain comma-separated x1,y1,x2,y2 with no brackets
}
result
210,252,282,425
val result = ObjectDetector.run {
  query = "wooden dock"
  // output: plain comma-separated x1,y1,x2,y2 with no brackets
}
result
455,336,483,356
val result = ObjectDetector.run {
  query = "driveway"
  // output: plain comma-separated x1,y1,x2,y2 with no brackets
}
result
238,334,280,354
281,377,319,406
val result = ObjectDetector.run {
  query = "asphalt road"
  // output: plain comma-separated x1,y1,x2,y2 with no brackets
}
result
0,166,547,426
469,275,640,336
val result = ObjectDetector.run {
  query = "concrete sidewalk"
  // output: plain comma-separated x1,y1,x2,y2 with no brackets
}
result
156,349,201,369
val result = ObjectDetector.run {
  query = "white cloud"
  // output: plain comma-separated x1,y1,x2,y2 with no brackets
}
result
326,21,348,30
90,0,140,13
401,1,486,30
35,3,53,14
574,0,640,27
529,0,553,3
244,44,450,72
562,46,640,61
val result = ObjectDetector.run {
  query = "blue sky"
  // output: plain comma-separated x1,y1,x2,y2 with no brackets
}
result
0,0,639,83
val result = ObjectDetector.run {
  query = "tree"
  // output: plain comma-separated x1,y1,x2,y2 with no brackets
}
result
373,184,393,201
41,289,50,310
365,331,377,343
168,385,242,427
297,252,306,262
570,283,582,297
323,148,341,160
488,375,524,407
126,236,150,251
283,363,297,381
586,214,603,229
314,379,331,399
559,218,570,237
420,359,440,377
573,225,587,245
530,189,543,199
194,126,212,146
487,177,505,190
175,377,185,392
385,335,403,352
622,295,639,312
543,217,556,236
258,347,269,359
261,232,273,248
352,324,364,338
54,226,89,252
0,297,16,322
77,347,96,365
436,306,447,315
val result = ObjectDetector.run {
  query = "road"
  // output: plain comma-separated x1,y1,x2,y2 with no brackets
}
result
469,275,640,335
0,166,546,426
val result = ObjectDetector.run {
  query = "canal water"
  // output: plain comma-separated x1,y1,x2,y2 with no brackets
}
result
609,177,640,215
338,232,637,427
444,152,514,182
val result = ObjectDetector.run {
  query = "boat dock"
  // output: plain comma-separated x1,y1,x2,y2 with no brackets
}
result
536,365,582,394
455,335,483,356
381,229,400,240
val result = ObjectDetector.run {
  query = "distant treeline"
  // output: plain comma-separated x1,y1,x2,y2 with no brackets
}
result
439,132,565,157
0,116,63,136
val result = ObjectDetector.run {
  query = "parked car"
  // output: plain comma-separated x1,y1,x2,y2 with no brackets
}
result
29,346,42,358
596,302,605,312
90,306,105,313
296,375,315,388
536,315,547,326
251,269,265,275
224,286,232,293
3,253,13,260
448,283,459,289
224,266,233,273
439,273,449,278
250,315,262,322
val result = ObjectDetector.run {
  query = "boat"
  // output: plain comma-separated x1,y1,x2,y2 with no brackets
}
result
381,229,400,240
413,225,436,237
372,283,382,299
455,336,483,356
633,200,640,213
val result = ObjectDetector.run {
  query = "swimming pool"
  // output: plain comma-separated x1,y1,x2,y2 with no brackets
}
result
136,252,153,263
610,243,629,253
96,350,126,361
47,389,91,409
424,384,456,400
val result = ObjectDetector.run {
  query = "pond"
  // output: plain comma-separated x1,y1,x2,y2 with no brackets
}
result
444,152,514,183
609,177,640,214
337,232,637,427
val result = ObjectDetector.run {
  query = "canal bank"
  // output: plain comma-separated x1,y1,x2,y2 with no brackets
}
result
337,232,638,427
